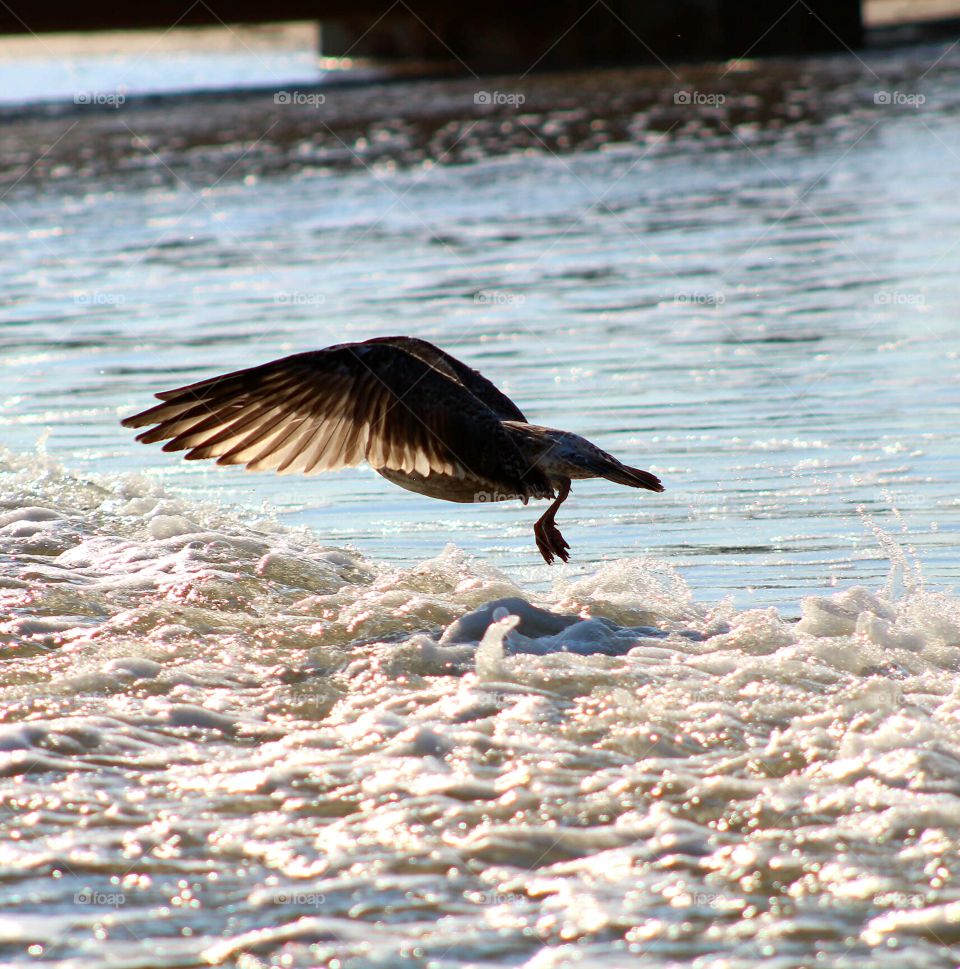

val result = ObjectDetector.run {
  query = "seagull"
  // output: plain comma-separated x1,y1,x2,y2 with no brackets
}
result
122,336,663,564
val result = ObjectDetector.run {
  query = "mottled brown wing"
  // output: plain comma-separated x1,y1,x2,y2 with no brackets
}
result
121,340,553,499
365,336,528,422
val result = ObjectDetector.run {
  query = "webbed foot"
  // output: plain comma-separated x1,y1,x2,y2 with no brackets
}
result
534,517,570,565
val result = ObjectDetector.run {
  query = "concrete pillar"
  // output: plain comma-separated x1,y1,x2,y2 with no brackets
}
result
718,0,862,57
318,0,863,71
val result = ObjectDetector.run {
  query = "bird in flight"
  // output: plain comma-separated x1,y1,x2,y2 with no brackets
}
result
122,336,663,564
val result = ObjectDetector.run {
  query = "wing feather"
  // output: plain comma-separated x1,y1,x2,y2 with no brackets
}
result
365,336,528,422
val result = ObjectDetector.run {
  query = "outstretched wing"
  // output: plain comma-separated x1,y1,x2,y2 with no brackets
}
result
366,336,528,422
121,340,553,499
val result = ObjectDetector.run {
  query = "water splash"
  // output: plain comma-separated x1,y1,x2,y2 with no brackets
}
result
3,452,960,965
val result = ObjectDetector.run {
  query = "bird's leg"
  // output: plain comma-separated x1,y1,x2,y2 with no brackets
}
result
534,477,571,564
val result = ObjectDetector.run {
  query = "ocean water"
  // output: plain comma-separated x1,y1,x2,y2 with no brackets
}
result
3,28,960,969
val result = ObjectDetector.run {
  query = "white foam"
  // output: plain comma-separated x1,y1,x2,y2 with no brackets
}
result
3,452,960,967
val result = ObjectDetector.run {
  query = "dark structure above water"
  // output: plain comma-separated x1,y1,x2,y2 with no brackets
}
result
0,1,863,68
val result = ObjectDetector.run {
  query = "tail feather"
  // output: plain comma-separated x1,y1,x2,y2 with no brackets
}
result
500,421,664,494
596,460,664,492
